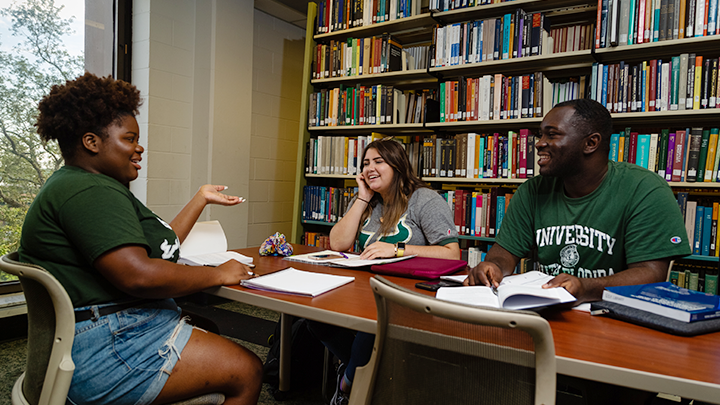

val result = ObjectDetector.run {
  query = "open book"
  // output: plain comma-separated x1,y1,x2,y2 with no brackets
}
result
284,249,414,268
435,271,576,310
241,268,354,297
178,221,254,267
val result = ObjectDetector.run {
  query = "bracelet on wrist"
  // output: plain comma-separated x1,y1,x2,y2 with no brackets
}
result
357,197,370,204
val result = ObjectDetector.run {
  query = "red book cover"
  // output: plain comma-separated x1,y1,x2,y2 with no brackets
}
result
672,131,686,182
453,190,463,233
519,129,529,178
492,133,500,178
489,187,499,237
628,132,639,164
649,60,657,112
475,194,483,236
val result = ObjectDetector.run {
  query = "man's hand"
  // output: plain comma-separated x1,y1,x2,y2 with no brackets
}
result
465,261,505,287
542,273,588,304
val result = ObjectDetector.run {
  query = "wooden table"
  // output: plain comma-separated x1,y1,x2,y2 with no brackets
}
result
205,246,720,403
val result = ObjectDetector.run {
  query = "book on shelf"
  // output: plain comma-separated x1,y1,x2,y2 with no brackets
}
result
241,268,354,297
602,282,720,322
435,270,576,310
178,221,254,267
284,249,415,268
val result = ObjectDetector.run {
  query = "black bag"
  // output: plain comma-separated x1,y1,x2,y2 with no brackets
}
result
262,316,326,400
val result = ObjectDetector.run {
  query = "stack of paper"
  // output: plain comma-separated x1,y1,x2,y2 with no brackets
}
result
241,268,354,297
178,221,253,267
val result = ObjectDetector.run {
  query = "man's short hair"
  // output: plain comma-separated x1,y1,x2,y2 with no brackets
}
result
554,98,613,152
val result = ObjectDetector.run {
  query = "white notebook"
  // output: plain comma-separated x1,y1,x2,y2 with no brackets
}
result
241,268,354,297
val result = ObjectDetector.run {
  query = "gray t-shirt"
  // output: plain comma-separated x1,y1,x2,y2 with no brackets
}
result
355,188,459,250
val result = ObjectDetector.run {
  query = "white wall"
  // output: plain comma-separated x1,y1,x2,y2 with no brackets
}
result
132,0,255,249
132,0,303,249
248,9,304,246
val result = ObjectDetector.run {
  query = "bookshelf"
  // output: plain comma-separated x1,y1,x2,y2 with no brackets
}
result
292,0,720,278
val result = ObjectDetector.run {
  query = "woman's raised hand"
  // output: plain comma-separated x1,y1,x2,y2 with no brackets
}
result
199,184,245,206
355,172,374,202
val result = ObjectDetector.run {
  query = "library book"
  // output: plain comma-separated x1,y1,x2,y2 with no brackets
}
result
602,282,720,323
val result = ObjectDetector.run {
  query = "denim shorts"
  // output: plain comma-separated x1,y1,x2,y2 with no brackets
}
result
68,298,194,405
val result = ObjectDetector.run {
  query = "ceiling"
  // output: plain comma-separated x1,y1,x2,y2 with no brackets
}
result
254,0,310,30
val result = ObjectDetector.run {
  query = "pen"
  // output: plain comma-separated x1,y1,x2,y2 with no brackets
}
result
491,285,498,296
339,252,349,259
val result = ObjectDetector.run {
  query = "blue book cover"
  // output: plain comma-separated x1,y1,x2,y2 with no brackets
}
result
477,137,485,178
653,1,660,41
493,18,501,60
601,64,608,107
609,133,620,161
496,196,506,232
636,134,650,168
603,282,720,322
703,207,712,256
694,206,704,255
471,193,477,236
502,13,511,59
641,65,647,112
591,63,598,101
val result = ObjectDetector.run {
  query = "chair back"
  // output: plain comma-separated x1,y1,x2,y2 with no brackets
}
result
351,276,556,405
0,252,75,405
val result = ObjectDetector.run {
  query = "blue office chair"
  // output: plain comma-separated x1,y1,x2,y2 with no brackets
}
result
0,252,225,405
351,276,557,405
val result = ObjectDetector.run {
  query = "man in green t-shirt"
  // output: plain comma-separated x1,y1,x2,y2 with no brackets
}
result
467,98,692,405
468,98,691,303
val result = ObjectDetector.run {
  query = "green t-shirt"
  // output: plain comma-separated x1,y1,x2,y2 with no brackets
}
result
496,161,691,278
19,166,181,307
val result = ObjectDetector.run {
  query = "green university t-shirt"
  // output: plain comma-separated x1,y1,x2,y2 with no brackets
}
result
496,161,691,278
19,166,180,307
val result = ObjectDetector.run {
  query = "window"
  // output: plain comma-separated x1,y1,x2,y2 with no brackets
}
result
0,0,130,288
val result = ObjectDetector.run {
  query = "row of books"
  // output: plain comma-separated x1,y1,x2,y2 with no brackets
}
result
315,0,424,33
302,186,359,223
439,187,515,238
679,199,720,257
305,131,538,180
669,261,719,294
304,232,331,249
438,72,544,122
590,54,720,113
610,127,720,183
308,86,437,127
432,10,550,67
550,76,592,107
312,34,405,80
596,0,720,49
429,0,516,13
548,23,596,54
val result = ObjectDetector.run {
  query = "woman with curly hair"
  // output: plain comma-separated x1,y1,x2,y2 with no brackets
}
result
312,138,460,405
19,73,262,405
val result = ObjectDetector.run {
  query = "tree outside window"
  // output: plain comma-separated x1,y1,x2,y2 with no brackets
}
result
0,0,84,282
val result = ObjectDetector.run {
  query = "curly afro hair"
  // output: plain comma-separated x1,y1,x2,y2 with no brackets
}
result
36,72,142,159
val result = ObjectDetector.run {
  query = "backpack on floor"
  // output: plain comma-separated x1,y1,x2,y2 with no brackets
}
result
262,316,326,400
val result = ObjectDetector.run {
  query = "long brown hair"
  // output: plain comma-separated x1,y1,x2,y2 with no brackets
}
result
360,138,427,236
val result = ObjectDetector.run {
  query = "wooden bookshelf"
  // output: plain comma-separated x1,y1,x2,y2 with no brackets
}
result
293,0,720,279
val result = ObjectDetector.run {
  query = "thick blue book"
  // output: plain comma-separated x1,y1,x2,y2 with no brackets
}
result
603,282,720,322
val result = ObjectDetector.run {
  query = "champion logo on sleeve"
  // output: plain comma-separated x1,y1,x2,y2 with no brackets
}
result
670,236,682,244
